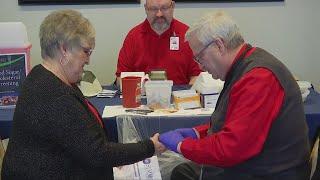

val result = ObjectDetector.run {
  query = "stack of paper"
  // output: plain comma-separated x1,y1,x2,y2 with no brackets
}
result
96,89,118,98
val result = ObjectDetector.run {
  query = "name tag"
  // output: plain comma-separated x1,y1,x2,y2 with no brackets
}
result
170,36,179,51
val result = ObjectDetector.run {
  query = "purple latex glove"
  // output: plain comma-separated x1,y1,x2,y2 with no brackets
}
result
159,131,184,153
175,128,197,139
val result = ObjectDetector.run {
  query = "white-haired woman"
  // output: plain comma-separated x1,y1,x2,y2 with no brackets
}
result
2,9,165,180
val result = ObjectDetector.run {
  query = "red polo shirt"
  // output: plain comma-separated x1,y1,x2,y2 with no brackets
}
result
116,19,201,85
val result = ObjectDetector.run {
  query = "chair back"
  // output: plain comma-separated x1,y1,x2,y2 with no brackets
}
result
310,133,320,180
78,70,102,97
0,139,6,180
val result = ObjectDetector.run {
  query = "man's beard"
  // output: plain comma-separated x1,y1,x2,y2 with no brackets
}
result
151,17,170,33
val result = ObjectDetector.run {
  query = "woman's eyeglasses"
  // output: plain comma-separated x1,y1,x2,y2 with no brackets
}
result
80,46,94,57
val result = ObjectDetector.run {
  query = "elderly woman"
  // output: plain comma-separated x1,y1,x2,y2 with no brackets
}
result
1,9,165,180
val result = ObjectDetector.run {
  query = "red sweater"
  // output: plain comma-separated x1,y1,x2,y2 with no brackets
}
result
180,46,285,167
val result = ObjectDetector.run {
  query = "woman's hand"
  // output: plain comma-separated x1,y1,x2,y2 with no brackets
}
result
150,133,166,155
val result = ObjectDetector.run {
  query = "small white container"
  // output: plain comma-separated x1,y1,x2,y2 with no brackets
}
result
144,80,173,109
0,22,29,48
0,22,32,72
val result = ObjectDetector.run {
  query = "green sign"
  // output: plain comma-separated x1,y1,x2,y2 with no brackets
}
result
0,53,27,107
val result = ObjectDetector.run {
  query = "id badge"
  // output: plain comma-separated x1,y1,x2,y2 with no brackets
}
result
170,36,179,51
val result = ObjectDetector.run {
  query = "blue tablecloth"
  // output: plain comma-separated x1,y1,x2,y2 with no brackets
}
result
304,89,320,142
1,87,320,144
0,108,14,139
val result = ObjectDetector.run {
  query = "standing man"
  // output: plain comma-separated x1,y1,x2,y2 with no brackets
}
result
159,11,310,180
115,0,201,85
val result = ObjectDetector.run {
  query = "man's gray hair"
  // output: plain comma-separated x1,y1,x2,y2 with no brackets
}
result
186,11,244,50
145,0,173,5
39,9,95,59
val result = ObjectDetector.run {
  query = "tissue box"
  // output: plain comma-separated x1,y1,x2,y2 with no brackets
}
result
173,90,201,110
191,72,224,94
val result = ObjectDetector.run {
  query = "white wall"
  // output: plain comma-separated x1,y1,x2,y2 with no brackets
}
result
0,0,319,90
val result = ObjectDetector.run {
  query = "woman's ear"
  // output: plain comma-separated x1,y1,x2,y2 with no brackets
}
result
58,44,67,57
58,44,70,65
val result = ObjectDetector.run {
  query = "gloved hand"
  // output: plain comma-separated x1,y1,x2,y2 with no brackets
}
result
175,128,197,139
159,131,184,153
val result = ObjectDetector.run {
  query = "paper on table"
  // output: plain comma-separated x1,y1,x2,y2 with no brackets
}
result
102,105,214,118
96,89,118,98
101,89,118,94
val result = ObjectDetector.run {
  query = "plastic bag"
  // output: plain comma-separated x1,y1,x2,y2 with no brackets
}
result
116,115,189,180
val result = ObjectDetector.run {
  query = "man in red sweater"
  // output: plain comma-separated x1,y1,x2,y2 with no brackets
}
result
159,11,310,180
115,0,201,86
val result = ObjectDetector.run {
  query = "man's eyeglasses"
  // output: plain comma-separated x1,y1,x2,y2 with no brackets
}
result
146,2,173,14
81,46,94,57
193,40,215,64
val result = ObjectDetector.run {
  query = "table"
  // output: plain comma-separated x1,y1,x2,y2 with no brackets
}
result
1,87,320,144
88,85,211,142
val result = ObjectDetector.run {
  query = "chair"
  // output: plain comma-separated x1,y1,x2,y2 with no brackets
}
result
0,139,6,180
78,70,102,97
310,131,320,180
